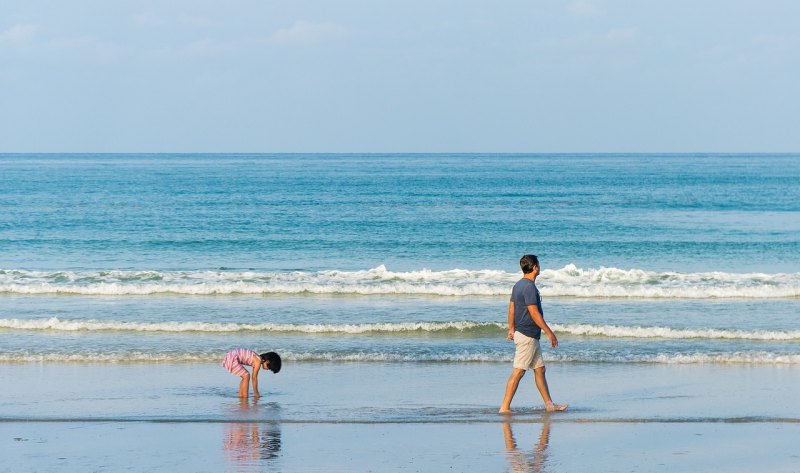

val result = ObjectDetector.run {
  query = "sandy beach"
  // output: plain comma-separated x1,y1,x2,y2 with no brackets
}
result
3,361,799,472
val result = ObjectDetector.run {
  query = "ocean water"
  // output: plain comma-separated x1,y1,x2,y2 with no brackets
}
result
0,153,798,368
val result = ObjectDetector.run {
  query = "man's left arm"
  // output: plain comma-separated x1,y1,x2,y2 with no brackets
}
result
527,304,558,348
507,301,515,340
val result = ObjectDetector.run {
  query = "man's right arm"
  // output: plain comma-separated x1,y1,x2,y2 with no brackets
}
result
507,301,515,340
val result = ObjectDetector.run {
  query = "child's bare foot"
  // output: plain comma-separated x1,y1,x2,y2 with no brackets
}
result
498,408,512,414
545,402,568,412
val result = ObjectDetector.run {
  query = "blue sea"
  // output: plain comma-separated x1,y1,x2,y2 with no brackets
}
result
1,153,799,366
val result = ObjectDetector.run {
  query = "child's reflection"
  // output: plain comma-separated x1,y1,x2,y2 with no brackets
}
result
223,398,282,466
503,417,551,473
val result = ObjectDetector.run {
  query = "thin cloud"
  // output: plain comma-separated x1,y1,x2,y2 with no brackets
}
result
181,39,240,57
269,20,349,45
0,23,39,45
179,16,216,28
43,36,128,60
605,27,637,42
0,23,127,59
132,13,165,27
751,33,800,48
537,27,638,50
568,0,600,17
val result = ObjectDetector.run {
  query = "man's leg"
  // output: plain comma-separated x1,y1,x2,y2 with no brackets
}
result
534,366,567,411
499,368,526,413
533,366,553,404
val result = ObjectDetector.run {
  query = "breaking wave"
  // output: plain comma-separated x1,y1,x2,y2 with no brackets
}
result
2,318,799,341
0,318,503,335
1,265,798,298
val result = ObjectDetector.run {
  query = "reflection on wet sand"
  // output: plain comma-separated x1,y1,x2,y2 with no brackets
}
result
503,416,551,473
223,398,282,468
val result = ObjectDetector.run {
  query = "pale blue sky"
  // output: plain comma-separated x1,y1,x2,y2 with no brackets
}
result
1,0,798,152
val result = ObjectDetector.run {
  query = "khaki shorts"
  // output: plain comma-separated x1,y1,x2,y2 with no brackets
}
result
513,331,544,370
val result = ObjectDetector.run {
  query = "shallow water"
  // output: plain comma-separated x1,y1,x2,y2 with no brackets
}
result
4,421,799,473
2,363,798,423
1,294,798,365
3,361,800,472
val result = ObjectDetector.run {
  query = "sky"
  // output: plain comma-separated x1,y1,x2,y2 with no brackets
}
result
1,0,798,153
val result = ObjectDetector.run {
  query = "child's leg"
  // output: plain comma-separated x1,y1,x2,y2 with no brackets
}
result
223,356,251,398
238,373,251,398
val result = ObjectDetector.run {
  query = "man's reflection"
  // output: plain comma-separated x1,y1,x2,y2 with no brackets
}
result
503,416,551,473
223,398,282,467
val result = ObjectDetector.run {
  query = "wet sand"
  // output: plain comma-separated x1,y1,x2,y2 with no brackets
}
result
3,419,799,472
2,362,799,471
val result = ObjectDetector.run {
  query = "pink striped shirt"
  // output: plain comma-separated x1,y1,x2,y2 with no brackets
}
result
221,348,259,376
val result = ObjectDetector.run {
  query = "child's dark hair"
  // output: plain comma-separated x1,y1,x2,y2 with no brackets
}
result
520,254,539,274
260,352,282,373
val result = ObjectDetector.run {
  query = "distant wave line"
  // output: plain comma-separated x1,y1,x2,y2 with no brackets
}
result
552,323,800,341
1,265,799,298
0,318,503,335
2,318,800,341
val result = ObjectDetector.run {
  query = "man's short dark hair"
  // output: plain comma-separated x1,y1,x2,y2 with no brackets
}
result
520,254,539,274
260,352,282,373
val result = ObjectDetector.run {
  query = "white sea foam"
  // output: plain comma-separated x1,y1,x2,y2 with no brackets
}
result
551,323,800,341
548,352,800,365
0,317,503,334
3,317,799,341
1,350,798,365
0,265,798,298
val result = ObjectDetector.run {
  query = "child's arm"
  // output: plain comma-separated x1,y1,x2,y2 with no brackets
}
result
251,354,262,398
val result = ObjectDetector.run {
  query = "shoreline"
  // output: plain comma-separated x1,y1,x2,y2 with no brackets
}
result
2,362,798,422
3,360,798,471
3,416,799,424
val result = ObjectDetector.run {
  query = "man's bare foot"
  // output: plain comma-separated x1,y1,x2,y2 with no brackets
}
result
545,402,568,412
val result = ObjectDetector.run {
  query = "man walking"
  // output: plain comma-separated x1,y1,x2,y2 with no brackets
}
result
499,254,568,413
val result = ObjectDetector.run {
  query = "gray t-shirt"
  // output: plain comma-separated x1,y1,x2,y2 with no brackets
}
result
510,278,543,340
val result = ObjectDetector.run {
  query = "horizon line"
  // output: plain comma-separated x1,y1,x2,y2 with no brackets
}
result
2,151,799,156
